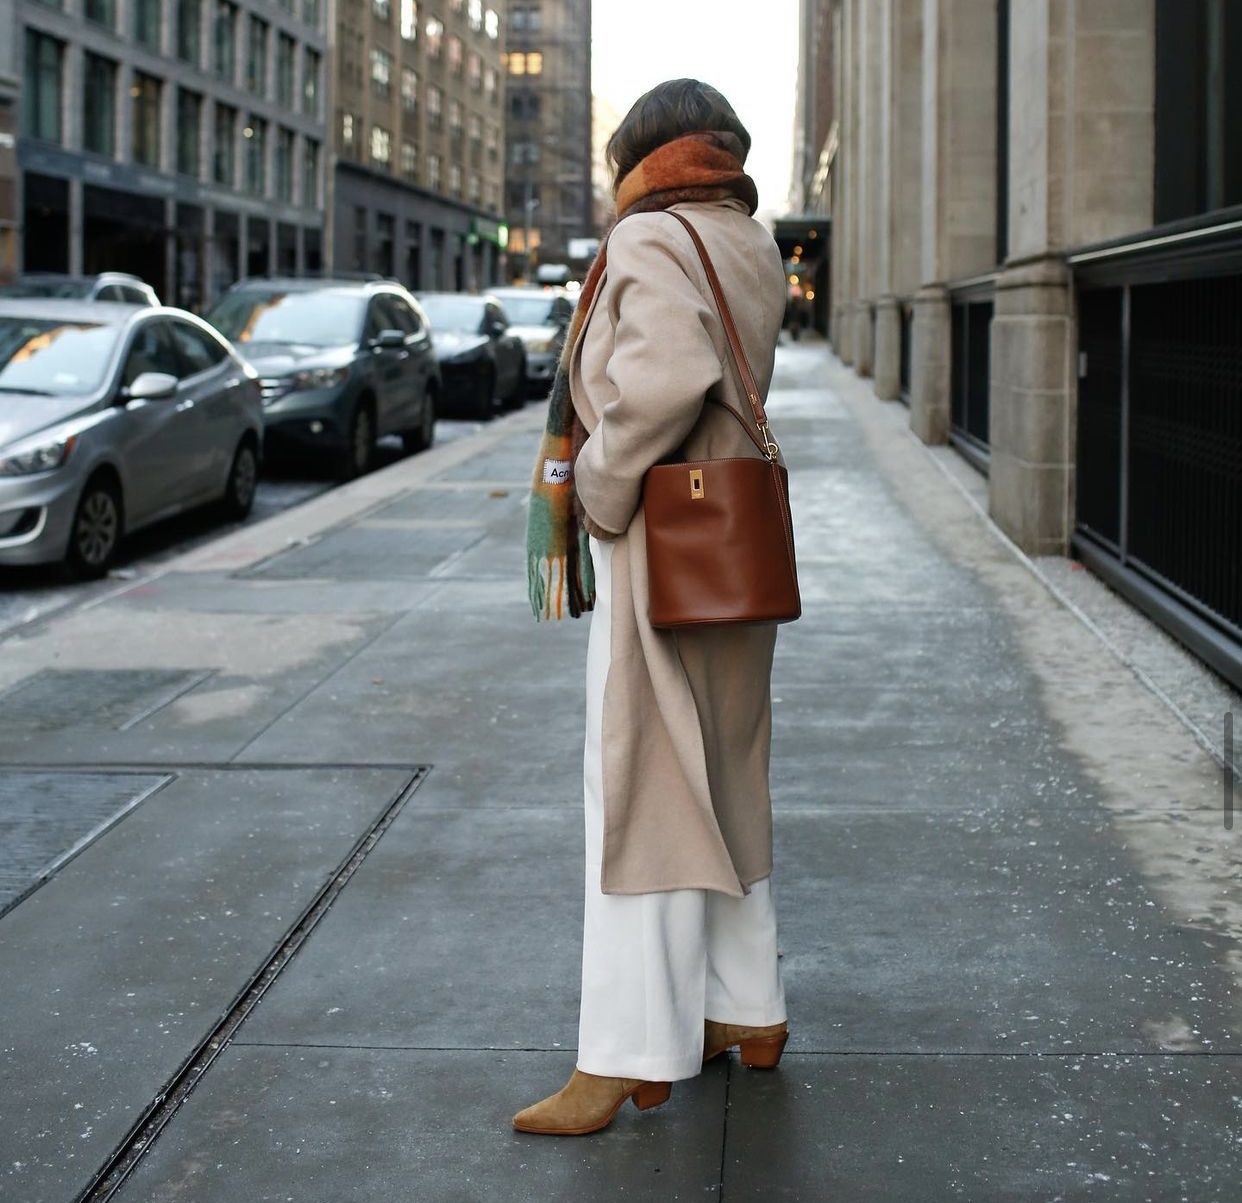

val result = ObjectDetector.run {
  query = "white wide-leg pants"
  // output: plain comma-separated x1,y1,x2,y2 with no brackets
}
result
576,538,786,1083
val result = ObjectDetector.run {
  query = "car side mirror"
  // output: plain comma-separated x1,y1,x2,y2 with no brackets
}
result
373,328,406,349
125,371,179,402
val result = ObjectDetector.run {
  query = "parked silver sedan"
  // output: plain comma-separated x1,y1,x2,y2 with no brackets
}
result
0,299,262,578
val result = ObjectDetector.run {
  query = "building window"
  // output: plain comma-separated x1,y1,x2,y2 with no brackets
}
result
506,51,543,76
371,48,392,98
1154,0,1242,222
244,117,267,195
371,125,392,166
401,0,417,39
82,54,116,156
427,85,442,129
275,34,296,108
85,0,115,28
131,72,162,167
467,50,481,90
401,140,417,180
247,17,269,95
427,153,441,191
23,31,63,143
303,0,322,27
341,111,356,150
448,99,462,139
134,0,162,51
511,5,541,31
468,112,481,146
177,0,202,64
426,17,443,57
468,173,480,204
485,121,498,161
304,48,321,116
484,8,498,38
509,90,540,120
303,139,320,206
510,140,539,166
214,102,236,184
374,0,390,17
467,0,482,31
401,68,418,112
177,89,202,177
214,2,237,83
275,127,294,201
484,66,497,101
447,36,463,74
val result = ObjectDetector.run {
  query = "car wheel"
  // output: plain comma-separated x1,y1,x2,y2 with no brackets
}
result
220,438,259,520
65,476,122,580
339,403,375,481
475,366,496,421
402,387,437,454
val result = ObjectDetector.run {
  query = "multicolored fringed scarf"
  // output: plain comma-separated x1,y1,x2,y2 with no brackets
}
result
525,130,759,620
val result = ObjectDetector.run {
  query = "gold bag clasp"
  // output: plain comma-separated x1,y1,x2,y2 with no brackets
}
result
689,468,704,499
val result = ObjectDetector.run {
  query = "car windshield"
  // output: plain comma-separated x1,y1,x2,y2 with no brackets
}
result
0,318,118,396
497,295,560,325
421,296,486,332
207,290,367,347
0,278,93,300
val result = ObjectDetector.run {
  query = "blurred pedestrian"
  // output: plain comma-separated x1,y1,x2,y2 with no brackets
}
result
520,78,789,1137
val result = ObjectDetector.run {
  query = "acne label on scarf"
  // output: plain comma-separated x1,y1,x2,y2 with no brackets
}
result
543,458,572,485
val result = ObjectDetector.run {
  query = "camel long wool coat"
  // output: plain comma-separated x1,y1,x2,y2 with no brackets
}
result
570,198,788,897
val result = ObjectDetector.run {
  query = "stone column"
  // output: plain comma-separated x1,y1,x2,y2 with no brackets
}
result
987,255,1073,554
854,302,874,378
835,303,854,365
873,295,902,399
910,283,950,444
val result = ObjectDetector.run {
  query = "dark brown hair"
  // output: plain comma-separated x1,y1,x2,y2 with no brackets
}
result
605,79,751,192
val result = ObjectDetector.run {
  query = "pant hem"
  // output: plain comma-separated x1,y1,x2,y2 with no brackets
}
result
576,1052,704,1083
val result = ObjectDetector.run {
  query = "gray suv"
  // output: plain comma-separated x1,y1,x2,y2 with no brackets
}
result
0,272,160,305
206,278,440,479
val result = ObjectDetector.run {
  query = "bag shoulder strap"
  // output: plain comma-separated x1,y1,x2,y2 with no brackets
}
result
667,210,779,461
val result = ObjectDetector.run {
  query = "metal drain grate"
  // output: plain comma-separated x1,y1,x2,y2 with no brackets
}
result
0,770,172,915
0,669,211,732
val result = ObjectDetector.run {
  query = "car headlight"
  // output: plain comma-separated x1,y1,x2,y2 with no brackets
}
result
0,435,77,476
288,366,350,392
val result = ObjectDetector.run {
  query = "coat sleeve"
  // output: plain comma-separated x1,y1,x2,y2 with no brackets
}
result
574,215,724,537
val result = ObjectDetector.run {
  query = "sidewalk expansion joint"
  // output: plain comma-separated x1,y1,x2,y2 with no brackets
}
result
75,766,429,1203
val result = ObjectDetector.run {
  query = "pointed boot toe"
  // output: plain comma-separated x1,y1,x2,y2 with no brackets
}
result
703,1020,789,1068
512,1069,672,1136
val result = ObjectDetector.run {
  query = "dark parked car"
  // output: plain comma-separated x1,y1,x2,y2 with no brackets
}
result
205,278,440,479
418,293,526,419
488,286,576,397
0,299,262,577
0,272,160,305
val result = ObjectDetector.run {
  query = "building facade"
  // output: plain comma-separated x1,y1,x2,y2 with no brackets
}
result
824,0,1242,690
0,0,17,284
13,0,328,309
502,0,593,281
331,0,508,291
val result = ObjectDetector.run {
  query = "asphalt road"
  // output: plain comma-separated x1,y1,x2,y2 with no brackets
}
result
0,419,493,639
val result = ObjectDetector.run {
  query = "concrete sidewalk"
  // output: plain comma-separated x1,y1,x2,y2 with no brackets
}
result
1,341,1239,1202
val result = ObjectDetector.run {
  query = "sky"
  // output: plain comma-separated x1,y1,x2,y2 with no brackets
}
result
590,0,802,218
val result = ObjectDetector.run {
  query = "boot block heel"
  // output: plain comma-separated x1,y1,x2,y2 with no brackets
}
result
739,1032,788,1069
632,1081,672,1111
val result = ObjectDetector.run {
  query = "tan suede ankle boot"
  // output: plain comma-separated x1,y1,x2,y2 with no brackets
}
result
512,1069,672,1136
703,1020,789,1068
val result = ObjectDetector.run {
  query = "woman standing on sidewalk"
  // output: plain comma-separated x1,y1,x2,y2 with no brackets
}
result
519,79,789,1136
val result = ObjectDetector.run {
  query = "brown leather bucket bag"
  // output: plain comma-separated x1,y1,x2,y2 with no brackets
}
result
642,212,801,629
